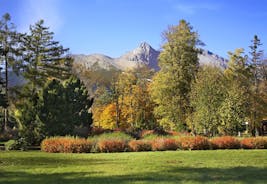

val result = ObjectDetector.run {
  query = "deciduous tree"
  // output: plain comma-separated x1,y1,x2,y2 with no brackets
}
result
219,49,250,135
151,20,201,130
248,35,267,136
189,65,225,136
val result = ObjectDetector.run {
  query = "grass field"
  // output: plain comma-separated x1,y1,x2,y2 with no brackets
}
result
0,150,266,184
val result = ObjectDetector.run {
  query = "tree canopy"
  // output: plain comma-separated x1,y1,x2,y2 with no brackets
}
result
150,20,201,131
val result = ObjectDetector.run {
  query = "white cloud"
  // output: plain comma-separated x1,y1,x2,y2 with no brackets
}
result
18,0,63,33
175,2,220,15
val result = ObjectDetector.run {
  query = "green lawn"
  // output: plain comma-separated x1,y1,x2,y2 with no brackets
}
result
0,150,266,184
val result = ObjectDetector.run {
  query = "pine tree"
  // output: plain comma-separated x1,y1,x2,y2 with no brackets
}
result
15,20,72,144
20,19,72,97
0,13,19,131
150,20,201,131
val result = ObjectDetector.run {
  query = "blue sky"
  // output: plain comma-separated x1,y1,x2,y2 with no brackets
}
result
1,0,267,58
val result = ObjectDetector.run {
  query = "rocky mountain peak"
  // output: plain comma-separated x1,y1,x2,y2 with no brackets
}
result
72,42,227,71
139,42,153,51
115,42,160,70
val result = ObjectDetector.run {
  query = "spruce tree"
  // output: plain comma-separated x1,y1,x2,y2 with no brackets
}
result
150,20,201,130
15,20,72,144
20,19,72,97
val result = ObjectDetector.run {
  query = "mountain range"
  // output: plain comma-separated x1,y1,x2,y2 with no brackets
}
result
73,42,227,71
1,42,227,88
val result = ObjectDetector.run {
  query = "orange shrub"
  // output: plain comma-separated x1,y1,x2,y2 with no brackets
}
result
210,136,240,149
151,138,179,151
178,136,210,150
41,137,93,153
241,137,267,149
128,140,152,152
97,140,128,152
194,136,210,150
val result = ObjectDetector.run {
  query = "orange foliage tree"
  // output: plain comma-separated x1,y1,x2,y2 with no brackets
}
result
93,66,157,130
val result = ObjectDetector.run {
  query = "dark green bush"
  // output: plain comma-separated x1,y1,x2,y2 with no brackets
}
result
5,138,28,151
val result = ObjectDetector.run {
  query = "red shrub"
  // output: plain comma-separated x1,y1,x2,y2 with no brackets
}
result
128,140,152,152
178,137,194,150
210,136,240,149
151,138,179,151
193,136,210,150
41,137,93,153
97,139,128,152
241,137,267,149
241,138,254,149
178,136,210,150
68,139,93,153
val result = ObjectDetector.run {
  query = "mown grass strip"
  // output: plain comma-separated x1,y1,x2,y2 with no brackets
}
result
0,150,266,184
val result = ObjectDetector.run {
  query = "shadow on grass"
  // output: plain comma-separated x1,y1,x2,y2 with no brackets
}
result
0,166,266,184
0,156,119,168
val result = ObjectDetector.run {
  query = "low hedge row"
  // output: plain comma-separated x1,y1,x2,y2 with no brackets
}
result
41,134,267,153
41,137,93,153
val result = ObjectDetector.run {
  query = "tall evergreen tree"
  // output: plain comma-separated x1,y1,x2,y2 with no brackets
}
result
150,20,201,130
20,19,72,97
15,20,72,144
0,13,19,131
